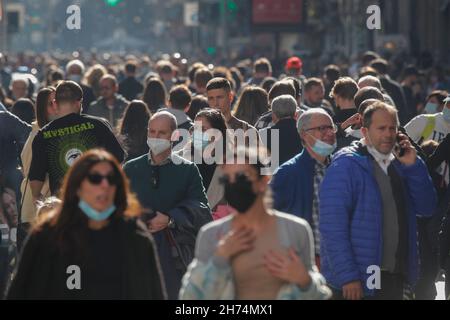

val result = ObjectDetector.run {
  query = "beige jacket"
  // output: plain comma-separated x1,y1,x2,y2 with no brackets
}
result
20,122,50,223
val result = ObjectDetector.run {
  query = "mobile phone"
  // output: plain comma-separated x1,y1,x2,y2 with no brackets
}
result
395,134,406,157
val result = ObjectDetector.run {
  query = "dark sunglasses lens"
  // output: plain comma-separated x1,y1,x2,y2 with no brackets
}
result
87,174,117,185
87,174,103,185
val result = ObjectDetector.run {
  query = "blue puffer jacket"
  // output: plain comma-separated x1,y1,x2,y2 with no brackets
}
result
319,142,437,296
271,150,315,224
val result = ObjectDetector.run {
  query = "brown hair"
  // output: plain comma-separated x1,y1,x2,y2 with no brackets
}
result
330,77,359,100
36,87,56,128
233,86,269,125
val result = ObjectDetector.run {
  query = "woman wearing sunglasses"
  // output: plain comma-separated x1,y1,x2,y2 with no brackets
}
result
179,147,331,300
7,149,166,299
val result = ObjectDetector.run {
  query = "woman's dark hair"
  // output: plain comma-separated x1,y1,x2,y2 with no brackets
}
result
33,149,141,255
11,98,35,124
36,87,56,128
187,95,209,120
143,78,167,113
195,108,229,155
233,86,269,125
118,100,151,159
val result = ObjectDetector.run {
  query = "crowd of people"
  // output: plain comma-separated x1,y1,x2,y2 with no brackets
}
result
0,49,449,300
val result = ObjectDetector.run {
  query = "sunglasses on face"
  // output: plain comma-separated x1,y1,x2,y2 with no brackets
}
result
86,173,118,186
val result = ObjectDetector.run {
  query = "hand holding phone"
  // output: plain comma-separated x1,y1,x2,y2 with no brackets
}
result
395,133,406,157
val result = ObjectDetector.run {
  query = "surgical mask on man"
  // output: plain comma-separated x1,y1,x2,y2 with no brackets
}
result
307,133,337,157
147,138,171,156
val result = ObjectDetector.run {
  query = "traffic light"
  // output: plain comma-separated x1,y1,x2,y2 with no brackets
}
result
104,0,123,7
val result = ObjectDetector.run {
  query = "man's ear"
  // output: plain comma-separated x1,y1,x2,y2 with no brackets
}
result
171,129,180,142
184,103,191,114
228,91,234,102
361,127,369,140
271,113,277,123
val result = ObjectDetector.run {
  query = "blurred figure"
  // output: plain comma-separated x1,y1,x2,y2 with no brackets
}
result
330,77,359,124
323,64,341,108
7,149,167,299
143,78,167,113
405,91,450,145
19,88,57,242
304,78,332,115
9,78,29,102
83,64,108,99
186,95,209,120
118,60,144,101
65,59,95,113
233,86,269,126
118,100,151,162
260,95,303,166
401,65,422,121
284,56,306,85
180,147,331,300
246,58,272,87
193,68,213,96
87,74,129,128
156,60,177,91
163,84,194,131
10,98,35,125
370,58,410,125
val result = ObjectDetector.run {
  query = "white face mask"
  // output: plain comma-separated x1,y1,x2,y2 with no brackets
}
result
365,135,394,160
147,137,171,156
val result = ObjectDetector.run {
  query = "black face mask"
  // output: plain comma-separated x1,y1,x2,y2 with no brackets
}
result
220,172,257,214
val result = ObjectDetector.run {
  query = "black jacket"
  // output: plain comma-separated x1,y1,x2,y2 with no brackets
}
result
380,76,410,125
6,218,167,300
119,77,144,101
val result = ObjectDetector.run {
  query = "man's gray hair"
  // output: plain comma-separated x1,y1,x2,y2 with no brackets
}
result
297,108,333,133
271,95,297,119
66,59,85,74
150,110,178,132
358,75,382,90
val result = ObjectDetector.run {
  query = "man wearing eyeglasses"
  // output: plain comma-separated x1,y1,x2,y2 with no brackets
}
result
271,108,337,268
123,111,211,300
319,101,437,300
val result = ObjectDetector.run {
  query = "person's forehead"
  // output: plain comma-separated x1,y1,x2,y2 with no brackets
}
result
371,109,397,124
90,161,114,173
101,78,114,86
149,116,172,130
310,113,331,125
222,163,256,175
207,88,227,97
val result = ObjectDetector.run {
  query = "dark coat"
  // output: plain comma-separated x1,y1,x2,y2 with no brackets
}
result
260,118,303,166
6,218,167,300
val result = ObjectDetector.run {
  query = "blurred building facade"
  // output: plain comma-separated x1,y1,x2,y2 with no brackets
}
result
1,0,449,66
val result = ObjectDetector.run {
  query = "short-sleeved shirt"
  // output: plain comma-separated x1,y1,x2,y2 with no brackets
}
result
29,113,124,194
405,112,450,144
